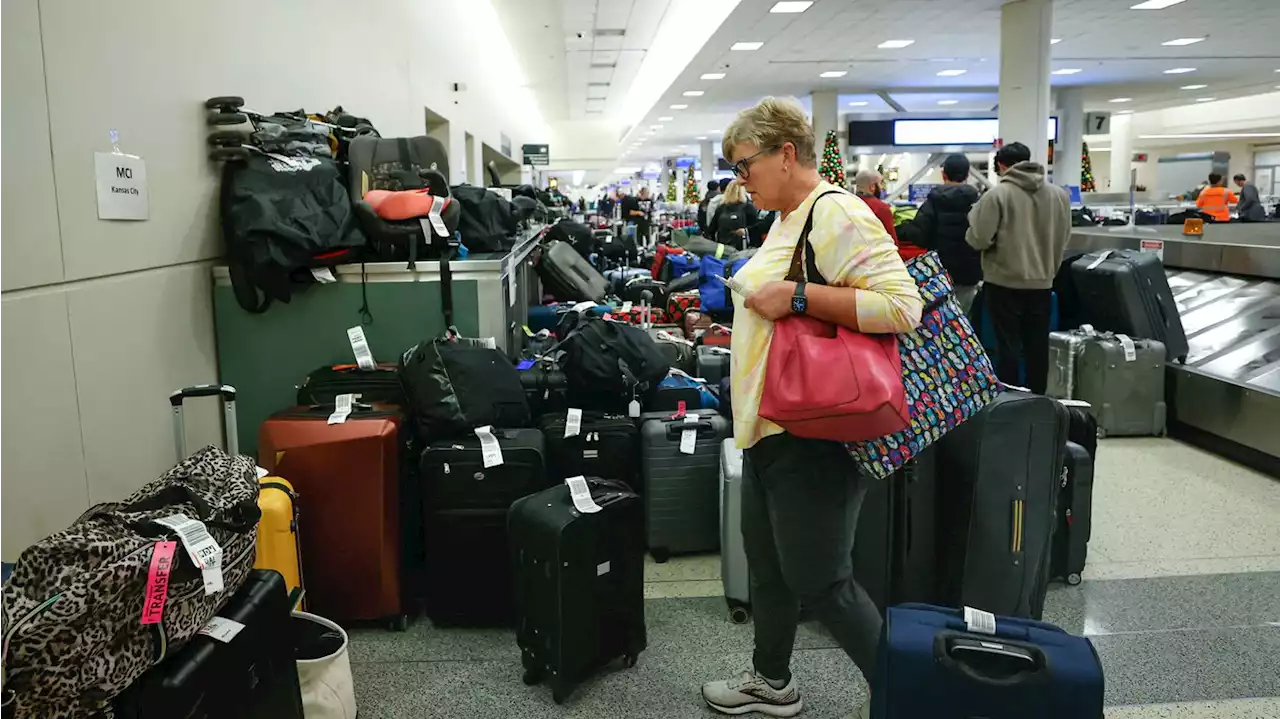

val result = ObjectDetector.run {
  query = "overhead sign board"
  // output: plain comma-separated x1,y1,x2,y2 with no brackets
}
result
522,144,549,166
1084,112,1111,135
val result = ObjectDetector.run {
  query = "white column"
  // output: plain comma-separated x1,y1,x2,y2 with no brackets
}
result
997,0,1053,166
658,158,671,191
1109,113,1134,191
700,140,716,183
811,90,839,167
1056,87,1084,188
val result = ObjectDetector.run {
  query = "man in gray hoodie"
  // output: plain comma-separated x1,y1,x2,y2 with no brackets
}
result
965,141,1071,394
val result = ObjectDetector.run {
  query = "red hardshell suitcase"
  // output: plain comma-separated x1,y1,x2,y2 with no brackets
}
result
258,404,412,628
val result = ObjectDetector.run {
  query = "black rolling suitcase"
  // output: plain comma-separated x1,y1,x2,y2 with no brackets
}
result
509,478,647,704
1051,441,1095,586
935,390,1068,619
1062,400,1098,458
296,362,407,407
537,240,610,302
852,446,939,613
421,429,547,625
1070,249,1189,362
114,570,303,719
539,410,641,492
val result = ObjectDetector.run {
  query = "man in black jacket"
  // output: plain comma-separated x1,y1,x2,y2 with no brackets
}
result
900,154,982,310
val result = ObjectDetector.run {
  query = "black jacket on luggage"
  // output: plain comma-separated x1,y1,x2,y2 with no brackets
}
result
898,184,982,286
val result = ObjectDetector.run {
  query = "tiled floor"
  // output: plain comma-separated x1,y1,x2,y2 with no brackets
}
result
349,438,1280,718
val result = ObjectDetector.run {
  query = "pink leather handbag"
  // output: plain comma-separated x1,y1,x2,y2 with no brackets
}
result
758,191,910,442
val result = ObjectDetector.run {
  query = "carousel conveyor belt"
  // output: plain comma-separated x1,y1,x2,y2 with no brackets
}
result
1069,226,1280,472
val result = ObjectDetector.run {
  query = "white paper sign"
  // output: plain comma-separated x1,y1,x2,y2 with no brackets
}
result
198,616,246,643
1140,239,1164,262
565,475,602,514
475,426,505,468
964,606,997,635
680,414,698,455
564,408,583,438
347,326,376,370
507,260,518,308
95,152,149,221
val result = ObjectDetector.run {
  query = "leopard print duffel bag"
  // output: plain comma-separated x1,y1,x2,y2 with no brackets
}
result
1,446,260,718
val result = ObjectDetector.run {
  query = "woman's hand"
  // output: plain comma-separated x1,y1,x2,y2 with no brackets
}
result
745,280,798,321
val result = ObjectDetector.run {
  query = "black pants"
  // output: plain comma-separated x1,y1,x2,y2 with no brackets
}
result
985,283,1053,395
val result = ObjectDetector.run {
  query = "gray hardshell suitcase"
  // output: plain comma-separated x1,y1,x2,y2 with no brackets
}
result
697,346,732,385
719,439,750,623
537,240,610,302
641,409,730,561
1046,330,1089,399
1074,334,1167,437
1070,249,1188,363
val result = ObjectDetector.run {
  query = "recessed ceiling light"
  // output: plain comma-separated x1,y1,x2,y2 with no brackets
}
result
1162,37,1205,46
650,124,664,129
1052,68,1082,75
1130,0,1186,9
1050,38,1062,44
1163,67,1196,74
731,41,764,51
1109,97,1133,103
878,39,914,49
937,100,959,105
701,73,726,80
670,104,688,110
696,136,708,140
710,129,722,134
936,69,966,77
769,1,813,13
683,90,705,96
658,116,673,121
1180,84,1207,90
848,101,869,106
1115,110,1134,114
820,70,848,78
1194,97,1215,102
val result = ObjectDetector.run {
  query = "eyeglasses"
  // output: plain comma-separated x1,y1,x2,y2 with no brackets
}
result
730,145,781,178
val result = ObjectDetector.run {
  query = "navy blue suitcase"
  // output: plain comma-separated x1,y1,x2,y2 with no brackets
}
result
873,604,1104,719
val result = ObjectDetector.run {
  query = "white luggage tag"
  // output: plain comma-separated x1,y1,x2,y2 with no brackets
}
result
1084,250,1113,271
680,414,700,455
474,426,505,468
328,393,354,425
155,513,224,595
1115,333,1137,362
963,606,997,636
310,267,337,284
346,326,376,370
656,330,693,346
571,301,597,314
564,408,583,438
198,616,247,643
426,196,450,237
620,301,633,314
565,475,603,514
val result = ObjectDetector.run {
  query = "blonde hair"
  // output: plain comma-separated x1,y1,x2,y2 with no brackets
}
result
722,97,817,168
722,179,748,204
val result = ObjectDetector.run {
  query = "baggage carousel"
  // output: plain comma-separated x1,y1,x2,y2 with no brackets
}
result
1068,225,1280,474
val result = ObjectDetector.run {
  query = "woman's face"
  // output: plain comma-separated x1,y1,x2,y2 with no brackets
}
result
730,142,788,211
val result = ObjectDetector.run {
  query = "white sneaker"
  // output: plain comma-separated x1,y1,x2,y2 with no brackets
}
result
843,696,871,719
702,669,804,717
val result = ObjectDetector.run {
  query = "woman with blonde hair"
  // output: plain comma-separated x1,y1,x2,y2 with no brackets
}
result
700,97,923,719
709,179,758,250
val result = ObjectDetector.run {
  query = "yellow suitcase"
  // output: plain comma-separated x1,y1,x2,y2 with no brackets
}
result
171,384,304,604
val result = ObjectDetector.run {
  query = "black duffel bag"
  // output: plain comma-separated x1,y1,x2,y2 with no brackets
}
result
556,314,670,412
400,336,531,437
451,185,518,253
547,219,598,259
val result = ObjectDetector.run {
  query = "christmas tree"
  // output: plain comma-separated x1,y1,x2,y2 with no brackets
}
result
819,130,845,186
1080,142,1096,192
666,172,678,202
683,166,700,205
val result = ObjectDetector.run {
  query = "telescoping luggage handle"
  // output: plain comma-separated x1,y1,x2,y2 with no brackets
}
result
170,384,239,459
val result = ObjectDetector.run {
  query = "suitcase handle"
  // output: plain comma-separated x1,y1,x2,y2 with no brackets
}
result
934,632,1046,686
170,384,238,459
665,420,713,439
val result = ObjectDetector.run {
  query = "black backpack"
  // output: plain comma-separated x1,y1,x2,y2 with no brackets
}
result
220,153,366,313
400,337,531,437
451,185,518,253
556,314,670,409
547,220,598,259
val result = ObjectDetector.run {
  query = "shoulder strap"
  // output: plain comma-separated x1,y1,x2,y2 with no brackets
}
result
786,189,845,285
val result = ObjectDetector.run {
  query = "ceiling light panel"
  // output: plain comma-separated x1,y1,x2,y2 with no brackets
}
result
936,69,966,77
658,116,674,121
731,41,764,51
820,71,848,78
769,1,813,13
848,101,869,106
1180,84,1207,90
937,100,959,105
1194,97,1215,102
878,39,914,49
1162,37,1204,46
1050,38,1062,44
1163,67,1197,74
683,90,705,96
701,73,726,80
1109,97,1133,103
670,104,689,110
1130,0,1186,9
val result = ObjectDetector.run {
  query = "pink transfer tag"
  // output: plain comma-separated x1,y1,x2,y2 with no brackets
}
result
140,541,177,625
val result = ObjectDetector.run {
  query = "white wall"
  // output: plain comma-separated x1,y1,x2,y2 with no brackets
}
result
1,0,545,557
1089,140,1262,194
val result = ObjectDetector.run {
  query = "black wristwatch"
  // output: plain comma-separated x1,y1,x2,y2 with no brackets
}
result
791,281,808,315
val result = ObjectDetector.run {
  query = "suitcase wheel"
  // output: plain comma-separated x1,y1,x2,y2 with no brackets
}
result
522,667,544,686
387,614,409,632
204,95,245,110
207,131,244,147
551,682,571,705
1067,572,1082,586
624,653,639,669
209,146,251,163
650,547,671,564
728,606,751,625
